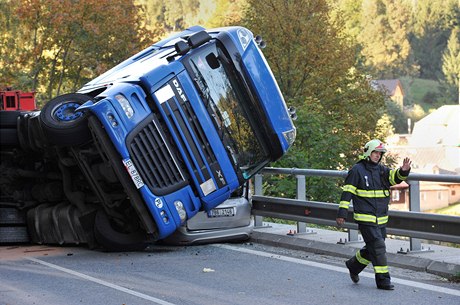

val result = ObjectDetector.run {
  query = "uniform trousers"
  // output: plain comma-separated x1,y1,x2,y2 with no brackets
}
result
346,224,391,286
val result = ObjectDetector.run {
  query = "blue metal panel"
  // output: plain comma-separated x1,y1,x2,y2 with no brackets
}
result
241,43,294,152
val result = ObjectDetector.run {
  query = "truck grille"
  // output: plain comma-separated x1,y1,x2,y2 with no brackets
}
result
158,78,226,194
127,114,187,195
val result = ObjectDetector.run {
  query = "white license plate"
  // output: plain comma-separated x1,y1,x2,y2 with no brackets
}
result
208,207,235,218
122,158,144,189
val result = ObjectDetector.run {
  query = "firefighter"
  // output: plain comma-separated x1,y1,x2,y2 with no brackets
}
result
336,139,411,290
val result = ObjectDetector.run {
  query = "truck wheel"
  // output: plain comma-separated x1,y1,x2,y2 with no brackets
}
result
40,93,92,146
93,210,147,252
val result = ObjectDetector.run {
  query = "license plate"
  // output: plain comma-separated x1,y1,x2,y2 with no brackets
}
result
122,158,144,189
208,207,235,218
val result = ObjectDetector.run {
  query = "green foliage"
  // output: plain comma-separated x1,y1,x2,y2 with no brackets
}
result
437,81,459,105
205,0,247,27
1,0,157,103
0,0,28,90
399,77,441,108
426,202,460,216
442,27,460,87
410,0,460,80
357,0,415,78
1,0,457,204
384,99,406,133
138,0,246,31
244,0,352,103
405,104,426,128
243,0,386,202
140,0,203,31
399,76,456,112
375,113,394,140
333,0,460,83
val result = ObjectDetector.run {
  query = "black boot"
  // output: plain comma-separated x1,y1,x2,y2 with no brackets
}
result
377,283,394,290
345,261,360,283
376,273,393,290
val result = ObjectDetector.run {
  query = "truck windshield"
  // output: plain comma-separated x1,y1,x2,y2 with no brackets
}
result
185,42,269,179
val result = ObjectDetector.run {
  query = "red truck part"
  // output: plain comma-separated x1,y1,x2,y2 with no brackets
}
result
0,89,37,111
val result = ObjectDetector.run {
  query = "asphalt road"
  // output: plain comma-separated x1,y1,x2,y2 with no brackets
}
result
1,242,459,305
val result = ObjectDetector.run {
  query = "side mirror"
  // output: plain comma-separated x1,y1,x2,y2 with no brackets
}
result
175,41,190,55
206,53,220,70
187,31,211,49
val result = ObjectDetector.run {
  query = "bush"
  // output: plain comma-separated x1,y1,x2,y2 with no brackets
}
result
421,91,440,105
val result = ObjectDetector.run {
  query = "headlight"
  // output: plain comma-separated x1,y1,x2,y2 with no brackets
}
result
115,94,134,118
174,200,187,223
282,128,296,147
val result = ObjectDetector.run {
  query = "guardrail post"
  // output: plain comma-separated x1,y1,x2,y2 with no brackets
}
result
296,175,307,233
408,180,423,252
347,228,360,243
253,174,264,227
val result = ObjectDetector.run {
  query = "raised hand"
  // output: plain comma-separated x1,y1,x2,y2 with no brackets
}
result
401,157,412,171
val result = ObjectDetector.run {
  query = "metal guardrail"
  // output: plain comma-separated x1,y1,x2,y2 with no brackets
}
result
251,167,460,247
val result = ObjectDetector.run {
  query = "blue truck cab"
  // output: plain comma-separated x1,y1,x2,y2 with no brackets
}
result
3,26,295,250
76,26,296,242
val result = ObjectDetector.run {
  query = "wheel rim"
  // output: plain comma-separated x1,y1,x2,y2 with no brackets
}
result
53,102,83,122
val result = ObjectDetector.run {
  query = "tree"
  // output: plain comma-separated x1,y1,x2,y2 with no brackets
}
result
139,0,226,32
375,113,394,140
0,0,32,89
440,26,460,103
3,0,156,104
358,0,415,78
409,0,460,80
330,0,363,41
384,99,406,133
243,0,386,201
205,0,247,27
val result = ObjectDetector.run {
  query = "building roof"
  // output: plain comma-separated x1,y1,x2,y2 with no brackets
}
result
410,105,460,147
372,79,404,96
387,105,460,174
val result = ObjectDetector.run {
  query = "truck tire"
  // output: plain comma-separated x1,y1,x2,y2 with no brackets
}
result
93,210,147,252
40,93,92,146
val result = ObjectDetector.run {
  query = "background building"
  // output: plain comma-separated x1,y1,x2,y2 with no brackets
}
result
386,105,460,212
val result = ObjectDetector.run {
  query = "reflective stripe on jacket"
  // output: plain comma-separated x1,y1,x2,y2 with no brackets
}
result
337,160,410,226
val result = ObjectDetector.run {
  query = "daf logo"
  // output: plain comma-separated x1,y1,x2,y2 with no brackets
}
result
172,79,187,102
216,169,226,185
155,198,163,209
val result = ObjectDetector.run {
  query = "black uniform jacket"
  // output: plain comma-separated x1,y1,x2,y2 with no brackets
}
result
337,160,410,226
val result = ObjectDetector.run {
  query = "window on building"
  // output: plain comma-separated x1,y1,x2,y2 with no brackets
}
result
421,192,426,201
391,190,400,202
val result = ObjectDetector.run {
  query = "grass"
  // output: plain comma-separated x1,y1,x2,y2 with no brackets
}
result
450,272,460,283
425,202,460,216
399,76,441,111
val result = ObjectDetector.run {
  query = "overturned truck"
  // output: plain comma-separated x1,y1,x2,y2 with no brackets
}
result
0,26,296,251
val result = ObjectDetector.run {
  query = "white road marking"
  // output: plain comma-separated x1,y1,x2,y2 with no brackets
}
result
213,244,460,297
26,257,176,305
